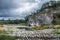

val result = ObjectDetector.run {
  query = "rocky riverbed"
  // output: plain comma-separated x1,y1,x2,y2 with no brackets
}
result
3,25,60,40
14,29,60,40
1,28,60,40
8,29,54,36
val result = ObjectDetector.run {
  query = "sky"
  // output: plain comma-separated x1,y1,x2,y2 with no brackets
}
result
0,0,50,20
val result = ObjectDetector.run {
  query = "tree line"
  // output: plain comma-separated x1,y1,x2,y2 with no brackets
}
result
0,19,27,25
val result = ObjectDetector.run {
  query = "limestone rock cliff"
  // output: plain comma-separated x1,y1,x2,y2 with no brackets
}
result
27,1,60,26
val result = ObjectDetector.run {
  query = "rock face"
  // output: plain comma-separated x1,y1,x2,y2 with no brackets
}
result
28,13,53,26
27,8,53,27
27,1,60,26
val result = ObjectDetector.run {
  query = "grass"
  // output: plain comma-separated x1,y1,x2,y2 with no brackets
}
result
0,30,8,34
30,25,60,30
30,25,54,30
0,35,16,40
53,29,60,34
0,30,13,35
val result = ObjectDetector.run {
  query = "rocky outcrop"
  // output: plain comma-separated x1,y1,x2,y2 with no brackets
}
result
27,1,60,26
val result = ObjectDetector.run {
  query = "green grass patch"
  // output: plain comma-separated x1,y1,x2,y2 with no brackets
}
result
0,30,13,34
30,25,60,30
0,30,8,34
30,25,53,30
0,35,16,40
53,29,60,34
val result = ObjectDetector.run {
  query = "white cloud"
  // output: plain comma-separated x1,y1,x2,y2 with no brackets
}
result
35,0,41,3
15,3,38,13
11,0,40,16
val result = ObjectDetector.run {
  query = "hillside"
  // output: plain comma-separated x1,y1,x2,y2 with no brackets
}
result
25,1,60,25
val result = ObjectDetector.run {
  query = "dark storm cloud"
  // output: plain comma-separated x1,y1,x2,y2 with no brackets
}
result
0,0,21,9
0,0,23,17
0,0,36,18
0,0,35,9
0,0,50,19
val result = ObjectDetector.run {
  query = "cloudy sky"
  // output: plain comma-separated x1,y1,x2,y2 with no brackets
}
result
0,0,50,20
